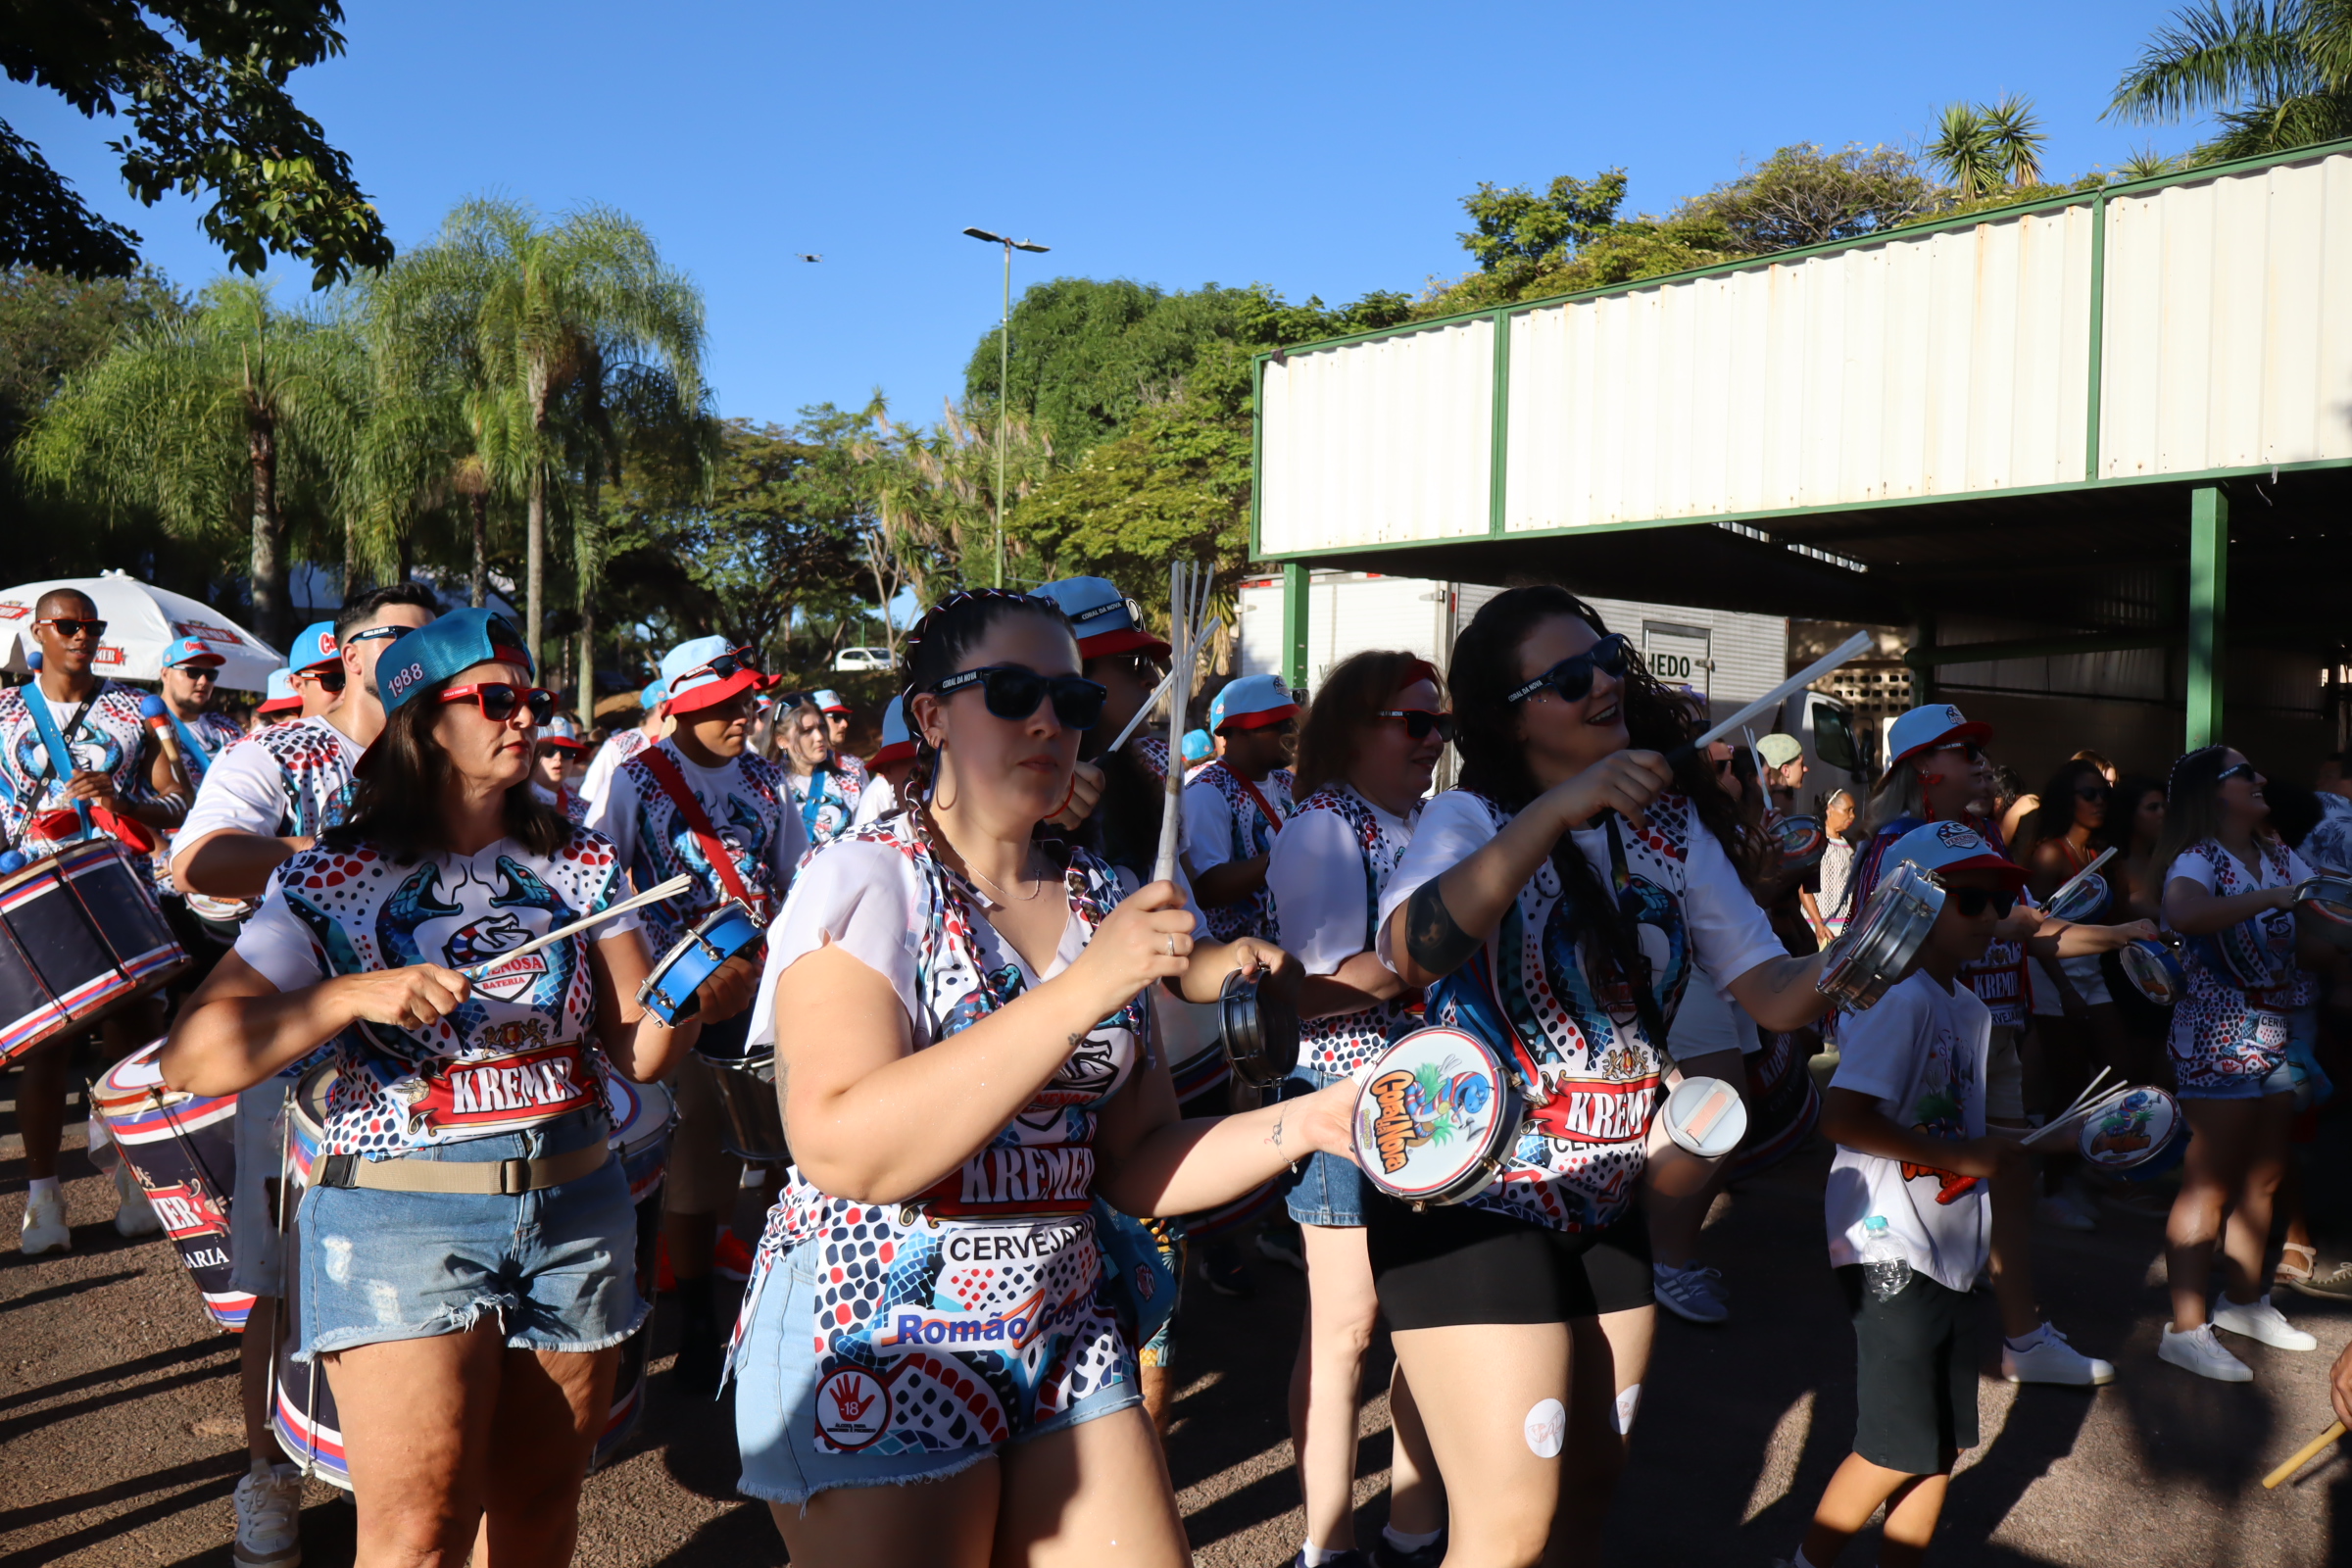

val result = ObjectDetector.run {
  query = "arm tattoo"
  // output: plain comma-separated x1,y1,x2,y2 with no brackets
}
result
1405,880,1481,975
1268,1109,1286,1153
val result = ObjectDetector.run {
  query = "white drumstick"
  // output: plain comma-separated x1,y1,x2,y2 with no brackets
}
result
1687,632,1874,755
2020,1068,2116,1146
1152,564,1211,886
1106,618,1224,757
2045,846,2119,913
461,873,695,978
2023,1082,2135,1148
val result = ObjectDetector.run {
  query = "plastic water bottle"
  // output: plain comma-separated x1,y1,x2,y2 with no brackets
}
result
1860,1215,1912,1302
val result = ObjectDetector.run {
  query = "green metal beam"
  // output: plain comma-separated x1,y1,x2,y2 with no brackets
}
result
1906,630,2174,666
1488,309,1512,537
1282,562,1309,695
2084,190,2107,483
2187,486,2230,749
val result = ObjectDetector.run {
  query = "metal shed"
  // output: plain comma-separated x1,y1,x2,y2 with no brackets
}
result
1251,138,2352,768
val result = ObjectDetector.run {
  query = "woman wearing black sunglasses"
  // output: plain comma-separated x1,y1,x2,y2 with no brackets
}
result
2151,746,2324,1383
163,609,754,1567
727,589,1353,1568
1264,650,1449,1568
1372,586,1840,1568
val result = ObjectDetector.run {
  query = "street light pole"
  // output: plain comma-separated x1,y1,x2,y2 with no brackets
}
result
963,227,1050,589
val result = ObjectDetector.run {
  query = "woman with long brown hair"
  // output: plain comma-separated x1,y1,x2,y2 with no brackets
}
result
161,610,756,1567
2026,759,2127,1231
1267,650,1447,1568
1376,586,1838,1566
2152,745,2323,1383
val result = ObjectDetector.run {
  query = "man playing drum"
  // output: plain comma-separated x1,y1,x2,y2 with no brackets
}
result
1848,702,2145,1388
4,587,192,1255
170,581,440,1567
585,634,807,1392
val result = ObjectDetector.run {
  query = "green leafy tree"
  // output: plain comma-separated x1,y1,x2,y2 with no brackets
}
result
1929,96,2050,197
1687,143,1943,253
0,2,391,285
2110,0,2352,161
403,198,707,668
17,276,367,642
1458,171,1630,278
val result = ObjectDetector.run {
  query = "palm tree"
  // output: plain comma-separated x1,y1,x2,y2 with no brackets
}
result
18,278,367,644
1929,95,2050,197
2110,0,2352,162
406,199,708,667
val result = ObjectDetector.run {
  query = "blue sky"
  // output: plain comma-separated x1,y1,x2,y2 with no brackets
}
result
8,1,2211,428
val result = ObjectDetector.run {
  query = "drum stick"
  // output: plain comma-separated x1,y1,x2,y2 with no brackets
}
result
459,873,695,977
2263,1421,2344,1489
2020,1067,2112,1146
2022,1082,2135,1148
1682,632,1874,758
1152,565,1209,886
1106,618,1223,758
2046,847,2119,915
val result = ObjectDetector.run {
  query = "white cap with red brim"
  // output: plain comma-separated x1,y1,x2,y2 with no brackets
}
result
1886,703,1993,771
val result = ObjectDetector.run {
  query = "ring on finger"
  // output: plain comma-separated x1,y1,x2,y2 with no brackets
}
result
1164,935,1177,956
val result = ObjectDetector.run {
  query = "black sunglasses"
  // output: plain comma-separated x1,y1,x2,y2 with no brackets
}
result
1948,887,2017,918
2074,784,2107,801
1505,632,1632,706
440,682,559,725
1374,710,1457,743
35,617,106,640
670,647,762,693
2217,761,2257,784
932,664,1106,729
1934,740,1986,763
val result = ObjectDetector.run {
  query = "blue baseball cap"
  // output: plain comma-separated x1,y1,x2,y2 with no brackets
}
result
290,620,339,672
376,609,534,717
1210,673,1298,734
641,677,665,711
812,688,851,714
659,634,762,715
539,712,588,751
1181,728,1212,764
257,667,302,714
1031,576,1170,661
162,635,227,670
1886,703,1993,771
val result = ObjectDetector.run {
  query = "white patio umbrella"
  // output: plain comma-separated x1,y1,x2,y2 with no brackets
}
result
0,570,284,691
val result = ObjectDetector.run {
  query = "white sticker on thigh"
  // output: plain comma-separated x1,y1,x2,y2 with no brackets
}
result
1613,1383,1642,1436
1524,1397,1566,1458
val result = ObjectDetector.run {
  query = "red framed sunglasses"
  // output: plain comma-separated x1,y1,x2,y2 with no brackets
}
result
440,683,558,725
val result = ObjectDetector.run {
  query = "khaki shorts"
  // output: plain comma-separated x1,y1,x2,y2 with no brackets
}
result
663,1054,743,1218
1985,1024,2027,1124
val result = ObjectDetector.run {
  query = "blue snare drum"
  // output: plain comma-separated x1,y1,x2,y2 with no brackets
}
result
636,901,764,1025
2045,871,2111,924
2118,939,2186,1006
2077,1085,2189,1181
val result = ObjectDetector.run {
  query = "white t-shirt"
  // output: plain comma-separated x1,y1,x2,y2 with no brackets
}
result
1266,783,1420,1079
1664,968,1762,1062
849,774,900,828
577,727,651,814
177,716,364,845
1181,760,1295,941
1825,969,1992,1292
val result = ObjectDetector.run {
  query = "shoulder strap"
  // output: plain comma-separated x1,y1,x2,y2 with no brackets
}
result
798,764,833,835
1233,772,1286,836
637,746,760,911
23,685,99,833
168,711,217,780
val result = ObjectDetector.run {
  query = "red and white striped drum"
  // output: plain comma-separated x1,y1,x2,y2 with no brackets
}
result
0,840,188,1065
270,1064,673,1486
87,1040,250,1331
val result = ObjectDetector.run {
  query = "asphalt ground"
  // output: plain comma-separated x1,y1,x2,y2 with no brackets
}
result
7,1043,2352,1567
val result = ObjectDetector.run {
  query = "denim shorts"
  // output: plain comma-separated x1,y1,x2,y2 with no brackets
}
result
1284,1068,1367,1228
733,1242,1143,1506
295,1107,643,1360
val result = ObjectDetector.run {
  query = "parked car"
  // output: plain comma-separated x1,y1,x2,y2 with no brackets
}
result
833,646,893,672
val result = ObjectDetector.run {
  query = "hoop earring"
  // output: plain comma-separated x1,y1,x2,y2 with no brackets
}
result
929,740,958,811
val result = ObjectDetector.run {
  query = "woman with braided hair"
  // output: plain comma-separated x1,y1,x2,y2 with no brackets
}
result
1375,586,1839,1567
726,588,1353,1568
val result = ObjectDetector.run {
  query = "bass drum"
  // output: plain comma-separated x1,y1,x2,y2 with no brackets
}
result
88,1040,249,1330
270,1066,676,1487
0,839,189,1066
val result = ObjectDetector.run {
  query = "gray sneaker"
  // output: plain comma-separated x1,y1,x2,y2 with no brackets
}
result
2287,1257,2352,1301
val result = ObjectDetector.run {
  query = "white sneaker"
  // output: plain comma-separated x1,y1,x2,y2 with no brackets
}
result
2037,1194,2096,1233
2211,1293,2319,1351
232,1459,304,1566
2001,1323,2115,1385
112,1162,162,1238
2159,1322,2253,1382
1652,1261,1730,1324
20,1188,69,1255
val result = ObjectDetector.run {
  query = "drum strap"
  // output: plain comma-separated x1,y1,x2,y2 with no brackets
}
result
1234,773,1286,838
638,746,760,913
797,764,834,836
24,686,100,836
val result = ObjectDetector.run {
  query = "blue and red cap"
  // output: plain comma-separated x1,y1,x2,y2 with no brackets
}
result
1886,820,2029,889
1032,576,1171,662
162,635,226,670
1181,728,1213,765
1886,703,1992,771
290,620,339,673
539,712,588,752
870,688,915,768
256,667,302,716
1210,673,1299,734
811,688,852,715
659,635,762,716
361,610,535,775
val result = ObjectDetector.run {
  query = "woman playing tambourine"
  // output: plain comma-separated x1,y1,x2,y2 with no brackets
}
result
1376,587,1840,1568
727,589,1355,1568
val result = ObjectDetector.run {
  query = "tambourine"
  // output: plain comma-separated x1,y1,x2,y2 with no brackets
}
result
2077,1085,2189,1181
2117,938,2186,1006
636,901,764,1024
2045,871,2111,924
1350,1026,1526,1208
1769,814,1828,870
1815,860,1944,1013
2296,876,2352,950
1219,966,1299,1090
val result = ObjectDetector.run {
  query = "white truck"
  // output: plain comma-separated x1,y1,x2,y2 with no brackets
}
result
1234,569,1869,814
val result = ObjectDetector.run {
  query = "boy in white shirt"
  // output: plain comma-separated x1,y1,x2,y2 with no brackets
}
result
1786,822,2049,1568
